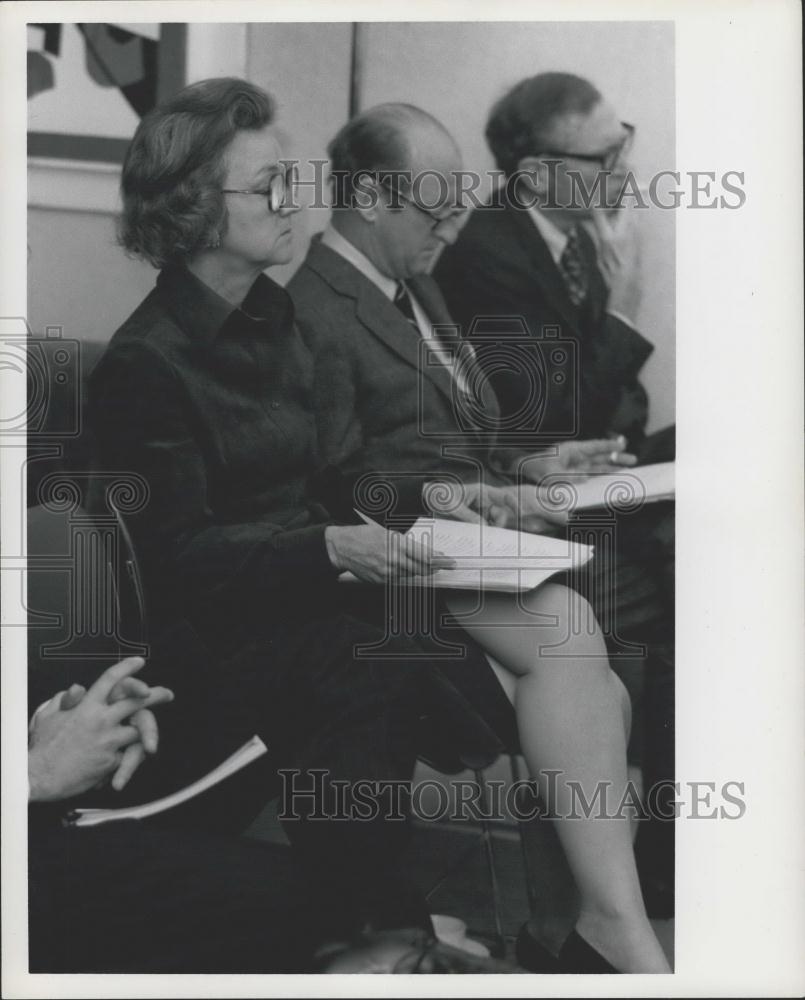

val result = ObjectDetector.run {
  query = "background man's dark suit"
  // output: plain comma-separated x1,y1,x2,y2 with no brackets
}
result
434,191,659,456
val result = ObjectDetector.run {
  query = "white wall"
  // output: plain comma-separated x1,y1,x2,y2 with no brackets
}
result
27,209,155,343
246,22,353,286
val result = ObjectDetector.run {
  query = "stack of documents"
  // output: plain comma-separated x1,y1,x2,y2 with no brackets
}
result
341,517,594,593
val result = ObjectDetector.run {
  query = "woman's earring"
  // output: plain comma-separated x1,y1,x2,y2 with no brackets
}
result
207,232,221,249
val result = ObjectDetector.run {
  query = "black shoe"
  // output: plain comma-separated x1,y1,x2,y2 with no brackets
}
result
514,924,561,973
557,930,619,974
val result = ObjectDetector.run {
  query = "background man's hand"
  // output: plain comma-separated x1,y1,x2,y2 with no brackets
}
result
518,437,637,484
424,480,513,527
28,657,174,802
497,484,569,534
590,207,643,325
422,479,572,534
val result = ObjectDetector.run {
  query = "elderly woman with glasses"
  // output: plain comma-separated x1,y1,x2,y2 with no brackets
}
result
92,77,464,631
87,75,497,936
89,77,668,975
93,77,481,635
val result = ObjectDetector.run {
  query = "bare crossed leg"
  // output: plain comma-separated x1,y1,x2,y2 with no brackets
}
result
446,583,670,974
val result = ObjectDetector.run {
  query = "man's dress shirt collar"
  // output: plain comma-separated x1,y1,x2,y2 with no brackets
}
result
319,222,478,394
525,206,569,266
319,224,398,301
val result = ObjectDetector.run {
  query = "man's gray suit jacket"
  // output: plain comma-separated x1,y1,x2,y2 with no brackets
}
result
288,237,508,502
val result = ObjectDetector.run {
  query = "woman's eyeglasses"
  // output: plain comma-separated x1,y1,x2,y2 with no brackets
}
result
222,163,298,213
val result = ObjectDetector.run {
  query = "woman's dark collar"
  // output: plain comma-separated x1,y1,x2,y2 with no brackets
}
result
157,267,293,344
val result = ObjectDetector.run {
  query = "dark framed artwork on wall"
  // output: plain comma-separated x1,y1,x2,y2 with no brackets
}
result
27,22,186,165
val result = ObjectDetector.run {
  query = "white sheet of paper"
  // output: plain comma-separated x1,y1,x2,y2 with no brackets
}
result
563,461,675,510
68,736,268,827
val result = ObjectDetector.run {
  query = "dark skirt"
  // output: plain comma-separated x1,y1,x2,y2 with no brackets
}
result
187,572,519,772
331,579,520,765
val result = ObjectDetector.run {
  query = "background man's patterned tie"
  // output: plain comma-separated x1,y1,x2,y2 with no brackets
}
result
558,226,590,306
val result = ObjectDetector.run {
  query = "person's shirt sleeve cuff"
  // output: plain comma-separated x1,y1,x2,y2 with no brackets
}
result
29,697,56,734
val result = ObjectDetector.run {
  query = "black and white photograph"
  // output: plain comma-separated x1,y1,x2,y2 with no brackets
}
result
2,2,803,996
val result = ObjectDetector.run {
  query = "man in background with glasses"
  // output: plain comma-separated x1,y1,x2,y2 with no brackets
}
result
434,71,670,460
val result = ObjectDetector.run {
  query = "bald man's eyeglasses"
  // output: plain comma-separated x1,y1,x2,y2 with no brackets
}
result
539,122,635,171
379,178,465,233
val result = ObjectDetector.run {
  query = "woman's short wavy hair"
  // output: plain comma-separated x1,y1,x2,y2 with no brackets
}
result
119,77,275,269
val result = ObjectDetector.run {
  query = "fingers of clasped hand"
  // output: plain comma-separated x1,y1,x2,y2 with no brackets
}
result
28,657,174,801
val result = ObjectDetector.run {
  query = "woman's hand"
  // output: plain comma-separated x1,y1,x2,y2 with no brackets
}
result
325,523,456,584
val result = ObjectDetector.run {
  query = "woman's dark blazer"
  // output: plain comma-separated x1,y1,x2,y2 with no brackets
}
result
89,265,516,753
89,266,342,634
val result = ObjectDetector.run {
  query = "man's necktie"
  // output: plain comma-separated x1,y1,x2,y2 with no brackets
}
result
393,280,419,330
393,280,478,424
558,226,590,307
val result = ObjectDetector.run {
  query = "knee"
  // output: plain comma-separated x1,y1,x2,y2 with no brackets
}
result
522,584,601,637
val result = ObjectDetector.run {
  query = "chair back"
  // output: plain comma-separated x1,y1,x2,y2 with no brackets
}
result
27,478,148,695
109,499,149,646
